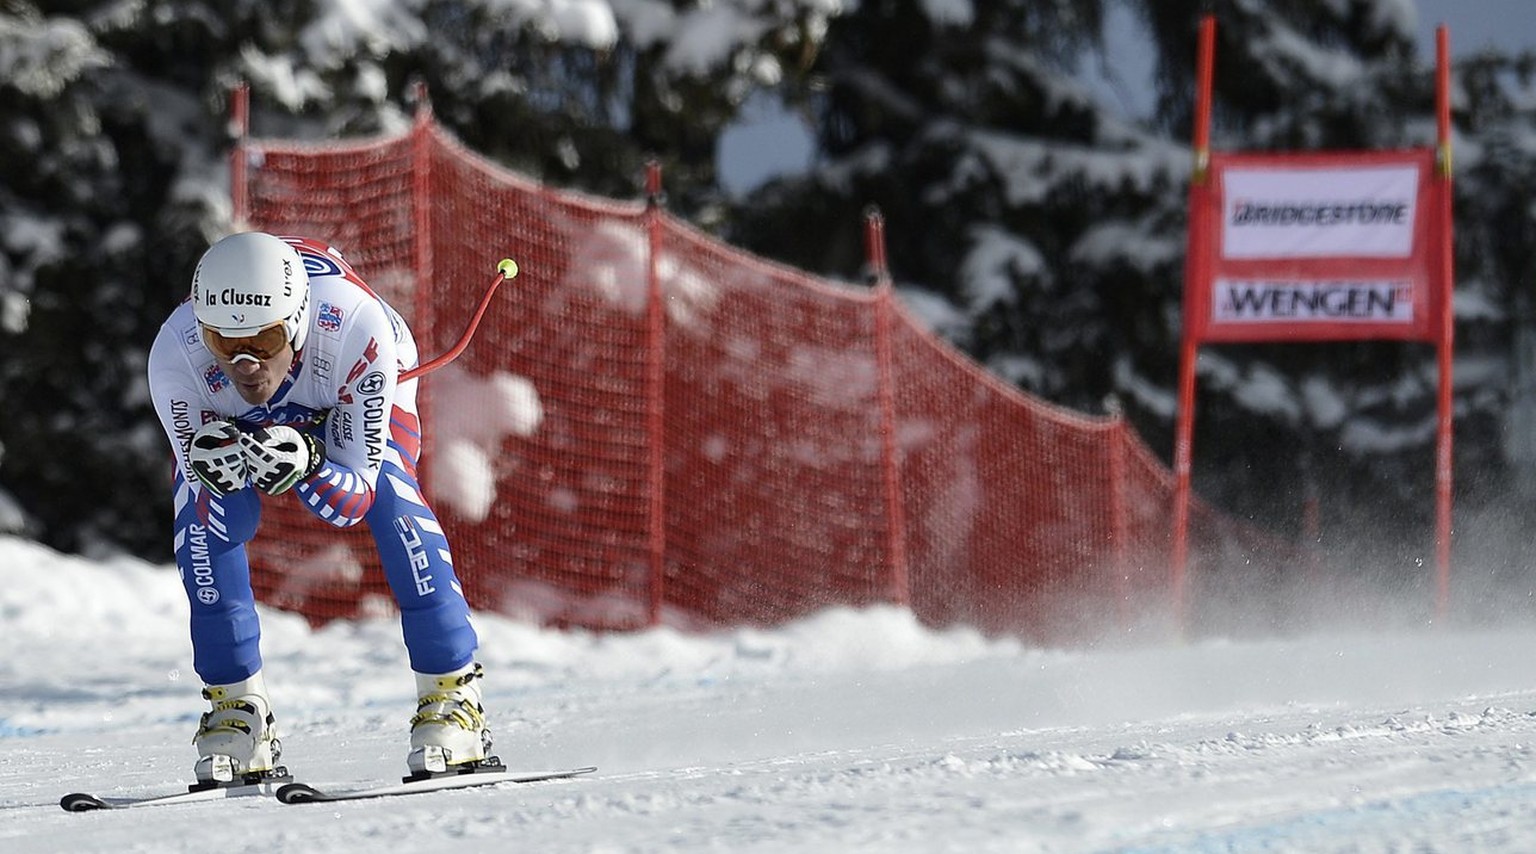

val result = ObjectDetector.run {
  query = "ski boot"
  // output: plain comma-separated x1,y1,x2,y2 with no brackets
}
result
406,662,497,780
192,671,286,788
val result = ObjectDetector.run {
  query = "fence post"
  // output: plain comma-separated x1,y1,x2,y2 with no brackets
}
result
409,81,436,350
404,81,439,533
228,83,249,228
1106,398,1129,631
864,208,911,607
644,160,668,626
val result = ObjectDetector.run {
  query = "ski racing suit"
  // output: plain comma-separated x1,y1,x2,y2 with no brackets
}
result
147,237,478,685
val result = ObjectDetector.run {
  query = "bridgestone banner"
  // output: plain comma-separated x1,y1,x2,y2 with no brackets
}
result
1186,150,1449,343
1222,166,1418,259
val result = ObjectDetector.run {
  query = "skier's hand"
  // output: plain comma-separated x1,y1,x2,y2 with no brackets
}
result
239,425,327,496
187,421,247,497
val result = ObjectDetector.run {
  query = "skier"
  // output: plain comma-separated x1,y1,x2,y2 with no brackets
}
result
147,231,489,784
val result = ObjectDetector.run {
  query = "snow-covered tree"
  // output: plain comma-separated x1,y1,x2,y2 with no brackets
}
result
0,2,210,554
734,0,1189,407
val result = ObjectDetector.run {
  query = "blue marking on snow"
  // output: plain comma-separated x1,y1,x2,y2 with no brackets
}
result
0,718,51,738
1116,781,1536,853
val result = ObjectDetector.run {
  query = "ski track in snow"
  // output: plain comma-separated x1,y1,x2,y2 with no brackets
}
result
5,535,1536,852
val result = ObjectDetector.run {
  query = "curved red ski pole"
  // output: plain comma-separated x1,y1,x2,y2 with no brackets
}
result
401,258,518,382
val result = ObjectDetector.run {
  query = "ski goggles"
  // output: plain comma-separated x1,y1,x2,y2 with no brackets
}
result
200,320,292,362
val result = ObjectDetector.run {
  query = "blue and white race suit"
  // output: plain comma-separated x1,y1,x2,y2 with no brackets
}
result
148,237,477,685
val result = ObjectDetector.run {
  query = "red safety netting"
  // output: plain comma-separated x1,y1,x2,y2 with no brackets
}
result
234,104,1298,643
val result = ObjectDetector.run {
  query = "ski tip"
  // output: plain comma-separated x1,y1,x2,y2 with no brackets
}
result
274,783,324,805
507,766,597,783
60,793,110,812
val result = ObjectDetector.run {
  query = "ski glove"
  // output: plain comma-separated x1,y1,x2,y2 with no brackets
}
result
239,426,327,496
187,421,248,497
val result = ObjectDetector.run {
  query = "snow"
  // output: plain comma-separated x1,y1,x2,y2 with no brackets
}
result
0,16,105,99
960,225,1042,310
8,535,1536,851
659,5,767,77
1071,220,1184,276
956,130,1187,209
427,365,544,522
919,0,974,28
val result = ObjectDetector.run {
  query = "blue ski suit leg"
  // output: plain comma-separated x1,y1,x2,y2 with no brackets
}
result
173,479,264,685
365,457,478,675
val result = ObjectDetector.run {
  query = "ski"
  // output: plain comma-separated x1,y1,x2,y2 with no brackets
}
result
276,764,596,804
60,774,291,812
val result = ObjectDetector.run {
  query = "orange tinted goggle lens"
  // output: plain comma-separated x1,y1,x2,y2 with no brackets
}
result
201,322,289,361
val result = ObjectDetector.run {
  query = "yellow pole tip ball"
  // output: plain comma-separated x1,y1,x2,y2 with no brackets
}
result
497,258,519,278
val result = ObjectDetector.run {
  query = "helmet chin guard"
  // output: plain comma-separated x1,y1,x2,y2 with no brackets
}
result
192,232,310,352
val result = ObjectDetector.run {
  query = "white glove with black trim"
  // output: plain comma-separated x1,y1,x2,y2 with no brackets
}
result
238,425,328,496
187,421,248,497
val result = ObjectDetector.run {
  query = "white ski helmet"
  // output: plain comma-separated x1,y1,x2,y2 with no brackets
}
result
192,232,310,353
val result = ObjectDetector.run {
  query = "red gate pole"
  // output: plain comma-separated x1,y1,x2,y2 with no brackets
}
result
644,160,668,627
1432,26,1455,621
865,208,911,607
1172,14,1217,632
228,83,249,227
1171,353,1198,630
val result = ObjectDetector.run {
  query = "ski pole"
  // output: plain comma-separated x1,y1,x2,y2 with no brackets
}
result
401,258,519,382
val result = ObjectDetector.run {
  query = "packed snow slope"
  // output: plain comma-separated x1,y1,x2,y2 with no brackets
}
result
5,534,1536,852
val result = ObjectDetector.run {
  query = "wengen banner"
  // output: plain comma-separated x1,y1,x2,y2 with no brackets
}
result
1184,149,1448,344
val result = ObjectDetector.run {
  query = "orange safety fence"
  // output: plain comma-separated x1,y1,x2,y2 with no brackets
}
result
233,93,1299,643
